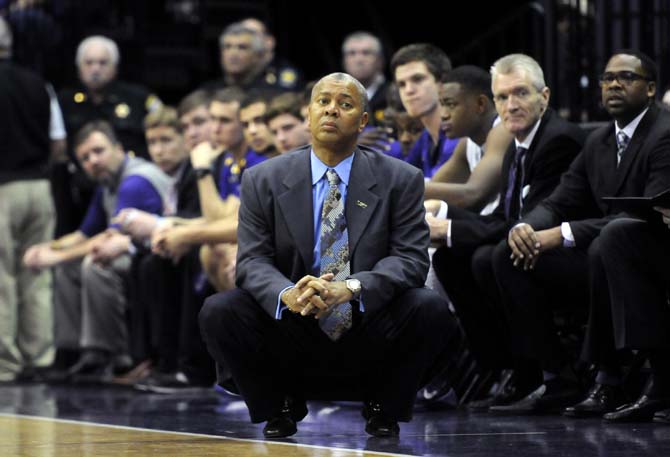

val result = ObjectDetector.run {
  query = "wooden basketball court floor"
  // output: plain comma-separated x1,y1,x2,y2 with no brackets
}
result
2,383,670,456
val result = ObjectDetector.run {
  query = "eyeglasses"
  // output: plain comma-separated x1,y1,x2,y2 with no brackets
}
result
599,71,651,86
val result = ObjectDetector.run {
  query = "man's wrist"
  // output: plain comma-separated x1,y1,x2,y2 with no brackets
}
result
193,166,212,179
561,222,576,247
345,277,361,300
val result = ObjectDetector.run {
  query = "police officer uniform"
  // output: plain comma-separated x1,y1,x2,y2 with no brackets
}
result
202,57,303,96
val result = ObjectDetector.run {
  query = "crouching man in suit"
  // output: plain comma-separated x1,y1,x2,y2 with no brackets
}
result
199,72,456,438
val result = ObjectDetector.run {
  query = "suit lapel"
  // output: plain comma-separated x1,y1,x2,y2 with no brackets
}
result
523,109,553,180
277,149,314,270
346,148,379,256
613,106,658,195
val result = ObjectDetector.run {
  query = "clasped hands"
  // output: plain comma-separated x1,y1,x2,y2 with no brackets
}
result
507,223,562,270
281,273,353,319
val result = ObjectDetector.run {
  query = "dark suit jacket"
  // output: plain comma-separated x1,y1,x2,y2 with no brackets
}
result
235,144,430,317
175,161,201,219
448,108,586,250
367,79,391,126
523,104,670,247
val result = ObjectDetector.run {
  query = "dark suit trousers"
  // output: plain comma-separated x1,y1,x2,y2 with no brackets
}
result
134,249,214,381
433,244,513,369
199,287,455,423
491,238,590,372
582,218,670,366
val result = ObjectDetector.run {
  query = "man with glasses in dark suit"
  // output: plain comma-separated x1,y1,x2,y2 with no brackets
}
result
490,50,670,418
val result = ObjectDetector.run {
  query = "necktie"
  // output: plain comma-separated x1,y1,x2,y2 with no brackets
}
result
318,169,352,341
616,131,630,166
503,146,527,220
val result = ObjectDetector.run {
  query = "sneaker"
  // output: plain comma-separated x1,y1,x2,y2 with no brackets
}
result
135,371,210,394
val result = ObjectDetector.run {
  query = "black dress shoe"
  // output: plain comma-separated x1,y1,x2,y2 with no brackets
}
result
467,369,539,412
603,395,670,422
262,397,305,438
263,415,297,438
67,349,111,376
362,401,399,437
489,376,581,414
563,383,627,418
67,349,115,384
604,376,670,423
653,408,670,424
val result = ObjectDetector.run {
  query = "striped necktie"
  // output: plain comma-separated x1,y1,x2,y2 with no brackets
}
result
616,131,630,166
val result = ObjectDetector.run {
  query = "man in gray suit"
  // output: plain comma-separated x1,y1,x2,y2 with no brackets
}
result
199,72,455,438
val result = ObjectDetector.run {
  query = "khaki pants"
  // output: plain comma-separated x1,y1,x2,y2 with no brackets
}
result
54,254,131,356
0,180,55,381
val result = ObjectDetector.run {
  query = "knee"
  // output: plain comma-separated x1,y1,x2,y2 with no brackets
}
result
490,238,513,273
471,245,493,280
199,292,229,333
599,218,642,250
199,289,245,337
409,288,453,330
80,254,103,281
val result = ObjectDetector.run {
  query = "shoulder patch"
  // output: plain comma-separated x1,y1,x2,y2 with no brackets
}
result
145,94,163,112
279,69,297,88
115,103,131,118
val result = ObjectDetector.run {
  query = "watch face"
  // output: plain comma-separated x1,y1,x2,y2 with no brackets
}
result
347,279,361,293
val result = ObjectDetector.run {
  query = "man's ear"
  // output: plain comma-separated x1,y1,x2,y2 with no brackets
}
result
647,81,656,99
476,94,489,114
359,112,369,132
541,86,551,110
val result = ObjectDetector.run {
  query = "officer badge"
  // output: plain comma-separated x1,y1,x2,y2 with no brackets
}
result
115,103,131,119
279,69,297,88
145,94,162,112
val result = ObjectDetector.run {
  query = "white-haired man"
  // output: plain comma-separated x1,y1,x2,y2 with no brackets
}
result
55,35,162,236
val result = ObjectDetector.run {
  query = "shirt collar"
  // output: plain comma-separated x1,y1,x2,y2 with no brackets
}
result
515,116,542,150
310,149,355,186
615,107,648,140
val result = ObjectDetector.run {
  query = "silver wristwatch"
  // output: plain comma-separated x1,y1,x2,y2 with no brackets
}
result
345,278,362,300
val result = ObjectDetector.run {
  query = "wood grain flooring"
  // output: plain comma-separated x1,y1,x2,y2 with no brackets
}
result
0,415,405,457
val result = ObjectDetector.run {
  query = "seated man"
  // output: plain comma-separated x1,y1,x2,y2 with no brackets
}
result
382,104,424,160
113,104,211,390
266,91,311,153
23,120,172,380
391,43,459,178
239,90,278,158
427,55,584,410
149,88,263,293
494,51,670,417
425,65,513,214
199,72,456,438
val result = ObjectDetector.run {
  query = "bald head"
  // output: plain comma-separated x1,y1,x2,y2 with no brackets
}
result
312,72,369,113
